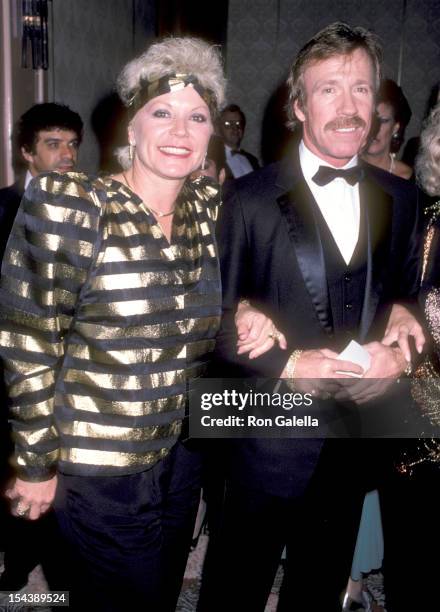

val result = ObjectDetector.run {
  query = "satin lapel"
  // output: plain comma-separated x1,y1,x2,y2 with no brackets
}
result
358,175,393,341
277,179,333,334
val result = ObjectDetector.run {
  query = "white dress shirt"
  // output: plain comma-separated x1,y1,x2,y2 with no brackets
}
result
24,170,34,190
299,141,360,265
225,145,254,178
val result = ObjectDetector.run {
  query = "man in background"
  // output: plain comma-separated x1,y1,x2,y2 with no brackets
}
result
0,101,83,594
0,102,83,260
218,104,260,178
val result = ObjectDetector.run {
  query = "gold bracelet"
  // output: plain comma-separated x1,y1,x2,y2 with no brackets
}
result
284,349,303,379
238,299,250,308
283,350,303,391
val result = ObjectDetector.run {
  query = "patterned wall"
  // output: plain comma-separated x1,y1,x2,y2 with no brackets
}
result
50,0,155,173
226,0,440,163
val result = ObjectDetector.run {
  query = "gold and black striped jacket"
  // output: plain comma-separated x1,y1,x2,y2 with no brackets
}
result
0,172,221,481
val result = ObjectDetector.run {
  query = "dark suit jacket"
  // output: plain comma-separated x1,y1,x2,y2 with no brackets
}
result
213,147,423,497
0,180,23,260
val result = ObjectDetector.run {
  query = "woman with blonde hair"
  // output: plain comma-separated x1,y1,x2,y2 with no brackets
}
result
379,100,440,612
0,36,273,611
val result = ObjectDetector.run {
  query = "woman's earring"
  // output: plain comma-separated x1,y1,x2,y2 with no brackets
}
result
201,153,207,171
129,144,135,162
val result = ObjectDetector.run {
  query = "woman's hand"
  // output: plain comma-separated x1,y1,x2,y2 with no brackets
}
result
235,301,287,359
382,303,425,362
5,475,57,520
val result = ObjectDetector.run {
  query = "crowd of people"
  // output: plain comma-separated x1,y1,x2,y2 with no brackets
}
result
0,19,439,612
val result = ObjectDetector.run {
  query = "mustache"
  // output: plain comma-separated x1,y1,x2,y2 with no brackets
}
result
325,116,366,130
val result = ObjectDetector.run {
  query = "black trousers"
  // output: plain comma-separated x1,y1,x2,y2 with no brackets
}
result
52,441,202,612
198,467,364,612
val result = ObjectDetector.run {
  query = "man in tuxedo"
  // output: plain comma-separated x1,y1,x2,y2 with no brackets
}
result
198,22,423,612
218,104,260,178
0,102,82,594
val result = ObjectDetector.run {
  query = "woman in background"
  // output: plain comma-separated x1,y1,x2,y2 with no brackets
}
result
363,78,412,179
380,101,440,612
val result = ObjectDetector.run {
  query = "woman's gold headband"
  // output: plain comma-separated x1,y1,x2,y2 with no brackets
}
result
128,73,217,118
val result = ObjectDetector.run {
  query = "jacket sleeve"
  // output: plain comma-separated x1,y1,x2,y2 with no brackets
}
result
213,182,291,379
0,173,101,481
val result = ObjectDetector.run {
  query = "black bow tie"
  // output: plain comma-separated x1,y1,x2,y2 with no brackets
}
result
230,149,242,156
312,165,364,187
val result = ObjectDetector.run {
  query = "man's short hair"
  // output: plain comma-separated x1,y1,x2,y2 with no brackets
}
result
285,22,383,131
16,103,83,153
220,104,246,128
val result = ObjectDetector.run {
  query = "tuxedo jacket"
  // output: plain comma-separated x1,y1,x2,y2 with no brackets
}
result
213,147,423,498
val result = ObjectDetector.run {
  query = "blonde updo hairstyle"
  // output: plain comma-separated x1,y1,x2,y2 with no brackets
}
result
116,37,226,169
416,102,440,197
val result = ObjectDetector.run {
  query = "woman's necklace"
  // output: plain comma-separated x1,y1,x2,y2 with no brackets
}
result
389,152,396,175
122,171,176,218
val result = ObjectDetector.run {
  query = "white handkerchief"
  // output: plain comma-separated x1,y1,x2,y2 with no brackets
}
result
335,340,371,377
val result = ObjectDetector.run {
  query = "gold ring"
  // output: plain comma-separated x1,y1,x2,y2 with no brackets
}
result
15,501,30,517
269,330,281,341
268,332,274,339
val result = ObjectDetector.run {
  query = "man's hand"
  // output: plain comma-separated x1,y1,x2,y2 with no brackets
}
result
235,301,287,359
382,303,425,361
5,475,57,520
335,341,407,404
282,348,363,396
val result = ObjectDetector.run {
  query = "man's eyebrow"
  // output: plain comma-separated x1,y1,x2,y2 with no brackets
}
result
312,78,339,91
42,137,79,143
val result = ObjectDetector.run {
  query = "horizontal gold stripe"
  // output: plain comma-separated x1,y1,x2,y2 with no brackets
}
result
76,315,220,340
63,369,185,390
63,393,185,416
10,398,53,420
0,331,63,358
82,295,185,318
14,425,58,447
6,249,88,283
3,277,76,308
107,217,198,241
66,339,214,367
39,174,93,200
58,419,181,441
31,231,93,258
80,292,219,319
67,343,186,365
102,242,203,264
59,446,170,467
6,358,57,378
16,448,59,468
9,370,55,398
38,174,103,211
90,266,205,291
32,203,98,231
4,309,67,333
